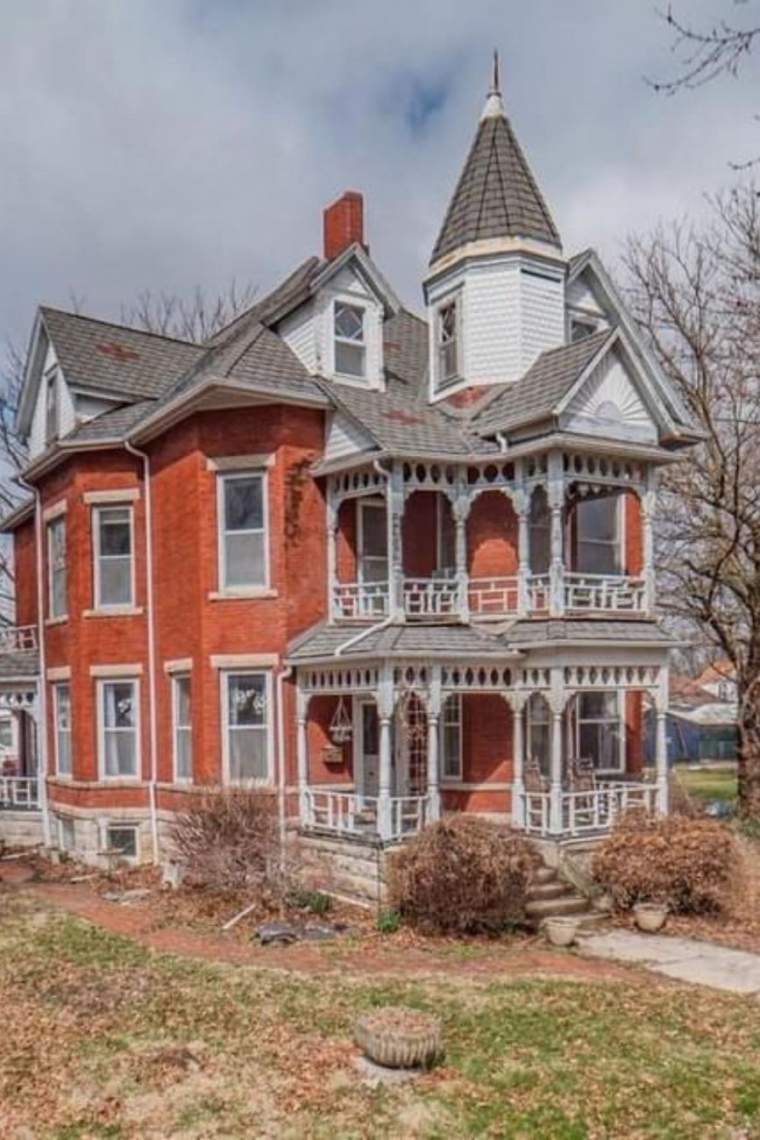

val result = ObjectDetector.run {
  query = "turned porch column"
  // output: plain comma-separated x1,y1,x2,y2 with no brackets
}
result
654,669,669,814
426,666,442,822
377,670,395,839
642,467,658,614
296,688,310,822
506,692,528,828
453,484,472,622
514,486,531,617
326,488,338,622
547,451,565,618
387,461,405,621
548,669,568,834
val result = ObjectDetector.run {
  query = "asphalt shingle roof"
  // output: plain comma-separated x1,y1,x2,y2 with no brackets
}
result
0,650,39,679
40,308,203,401
473,328,613,435
431,109,561,264
287,622,516,661
505,620,673,645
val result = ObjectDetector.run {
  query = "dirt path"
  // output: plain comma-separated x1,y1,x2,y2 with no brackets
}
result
0,862,644,986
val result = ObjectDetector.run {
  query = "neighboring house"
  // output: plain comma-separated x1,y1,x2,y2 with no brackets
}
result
0,66,699,873
694,660,738,705
644,669,738,765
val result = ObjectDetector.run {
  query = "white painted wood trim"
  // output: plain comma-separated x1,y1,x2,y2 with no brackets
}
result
207,588,279,600
90,663,144,678
96,676,141,781
210,653,279,669
219,668,274,786
441,781,511,791
206,453,274,472
42,499,67,523
164,658,193,674
46,665,71,681
83,488,140,504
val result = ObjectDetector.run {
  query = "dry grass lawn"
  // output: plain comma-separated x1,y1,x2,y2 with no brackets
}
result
2,890,760,1139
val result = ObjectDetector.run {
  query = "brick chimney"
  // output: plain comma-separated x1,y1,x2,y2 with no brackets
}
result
323,191,365,261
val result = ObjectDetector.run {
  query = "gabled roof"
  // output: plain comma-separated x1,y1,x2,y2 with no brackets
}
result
431,81,560,265
473,328,613,435
39,308,203,400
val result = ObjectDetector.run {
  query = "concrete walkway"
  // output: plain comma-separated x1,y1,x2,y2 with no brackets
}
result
578,929,760,994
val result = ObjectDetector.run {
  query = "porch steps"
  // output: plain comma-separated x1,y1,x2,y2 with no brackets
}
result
525,863,596,926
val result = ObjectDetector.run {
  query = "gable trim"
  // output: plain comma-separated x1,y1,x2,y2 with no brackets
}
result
311,243,402,317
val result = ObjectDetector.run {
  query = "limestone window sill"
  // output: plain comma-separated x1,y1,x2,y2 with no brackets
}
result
83,606,144,618
45,615,69,627
207,588,278,601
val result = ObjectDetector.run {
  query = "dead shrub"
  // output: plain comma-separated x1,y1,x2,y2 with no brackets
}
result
592,810,740,914
668,774,703,818
169,790,286,897
387,816,539,935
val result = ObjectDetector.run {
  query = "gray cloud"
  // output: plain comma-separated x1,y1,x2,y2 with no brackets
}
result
1,0,758,346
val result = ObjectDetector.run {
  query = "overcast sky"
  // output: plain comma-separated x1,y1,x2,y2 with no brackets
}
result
1,0,759,348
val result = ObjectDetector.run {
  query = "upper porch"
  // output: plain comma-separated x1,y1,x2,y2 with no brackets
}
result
325,447,659,625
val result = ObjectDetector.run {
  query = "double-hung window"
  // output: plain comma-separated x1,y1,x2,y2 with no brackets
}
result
219,472,267,589
333,301,366,379
94,506,134,607
574,494,620,576
53,682,72,777
223,671,271,784
172,674,192,782
576,692,622,773
47,516,67,619
98,679,139,778
441,694,462,781
358,501,388,585
436,299,459,387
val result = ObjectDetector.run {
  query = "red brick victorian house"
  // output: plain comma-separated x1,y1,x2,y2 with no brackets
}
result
0,68,698,873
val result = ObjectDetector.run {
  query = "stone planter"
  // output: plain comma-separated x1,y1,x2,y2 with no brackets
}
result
354,1007,442,1070
543,916,580,948
634,903,668,933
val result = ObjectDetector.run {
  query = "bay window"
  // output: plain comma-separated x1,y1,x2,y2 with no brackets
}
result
219,472,267,589
53,682,71,777
47,515,67,618
172,674,192,782
441,694,462,780
94,506,134,607
98,679,139,778
573,494,620,575
222,671,271,784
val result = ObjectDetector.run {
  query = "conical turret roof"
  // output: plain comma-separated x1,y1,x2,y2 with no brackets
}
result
430,60,561,265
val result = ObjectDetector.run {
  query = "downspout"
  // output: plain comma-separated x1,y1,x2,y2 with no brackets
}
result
275,664,293,867
124,440,160,863
18,477,52,848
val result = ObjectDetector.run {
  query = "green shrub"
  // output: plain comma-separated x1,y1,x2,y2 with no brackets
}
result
376,909,402,934
592,810,740,914
288,888,332,915
387,816,539,935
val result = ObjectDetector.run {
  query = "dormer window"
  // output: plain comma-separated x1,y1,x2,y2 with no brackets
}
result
333,301,366,379
571,318,597,343
436,299,459,387
45,370,58,443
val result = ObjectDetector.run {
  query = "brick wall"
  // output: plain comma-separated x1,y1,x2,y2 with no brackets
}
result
467,491,518,578
13,517,37,625
442,693,512,814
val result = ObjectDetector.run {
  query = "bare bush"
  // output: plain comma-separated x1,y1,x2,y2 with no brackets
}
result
592,810,740,913
169,789,285,897
387,816,539,935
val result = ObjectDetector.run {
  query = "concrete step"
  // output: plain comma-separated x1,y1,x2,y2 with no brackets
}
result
532,866,558,884
525,894,591,920
526,881,570,902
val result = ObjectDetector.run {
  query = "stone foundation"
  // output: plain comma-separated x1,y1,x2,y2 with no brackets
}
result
0,811,45,849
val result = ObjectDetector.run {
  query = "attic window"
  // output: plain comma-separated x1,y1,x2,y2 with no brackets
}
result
571,318,597,343
333,301,366,379
436,299,459,387
45,371,58,444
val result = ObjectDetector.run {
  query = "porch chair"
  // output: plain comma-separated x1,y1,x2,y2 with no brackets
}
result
522,757,549,831
567,756,597,829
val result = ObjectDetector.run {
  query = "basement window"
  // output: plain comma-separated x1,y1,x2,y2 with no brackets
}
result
106,823,139,860
333,301,366,379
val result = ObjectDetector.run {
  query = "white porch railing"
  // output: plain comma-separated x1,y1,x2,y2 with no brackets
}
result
468,576,519,617
564,573,646,613
403,578,460,620
527,574,550,612
332,581,390,620
0,776,40,811
0,625,38,652
520,781,656,837
302,787,429,842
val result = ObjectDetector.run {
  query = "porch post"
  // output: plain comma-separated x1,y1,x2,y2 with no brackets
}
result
515,487,531,617
426,665,442,822
548,669,567,834
296,688,310,824
547,451,565,618
326,483,338,622
642,466,658,614
377,669,395,840
507,692,527,828
453,475,471,622
654,668,669,813
387,461,405,621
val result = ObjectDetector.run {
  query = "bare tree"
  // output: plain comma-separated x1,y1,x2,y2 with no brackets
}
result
624,183,760,816
0,278,257,622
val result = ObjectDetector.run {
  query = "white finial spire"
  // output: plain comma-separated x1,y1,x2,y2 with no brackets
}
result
482,49,505,120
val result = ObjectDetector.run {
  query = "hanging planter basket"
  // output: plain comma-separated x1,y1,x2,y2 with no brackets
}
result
329,696,353,745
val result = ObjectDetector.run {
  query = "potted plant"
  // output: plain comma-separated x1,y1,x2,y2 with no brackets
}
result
543,915,581,947
633,900,668,933
354,1007,442,1070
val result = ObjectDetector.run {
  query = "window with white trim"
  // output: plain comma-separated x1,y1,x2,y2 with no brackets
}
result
0,718,12,752
53,682,72,777
529,487,551,575
436,298,459,387
45,371,58,443
223,671,271,784
576,691,622,773
219,472,267,589
47,515,67,619
106,823,138,860
94,506,134,607
574,494,620,575
441,694,462,780
333,301,366,379
358,500,388,585
98,679,139,778
526,693,551,777
172,674,192,782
